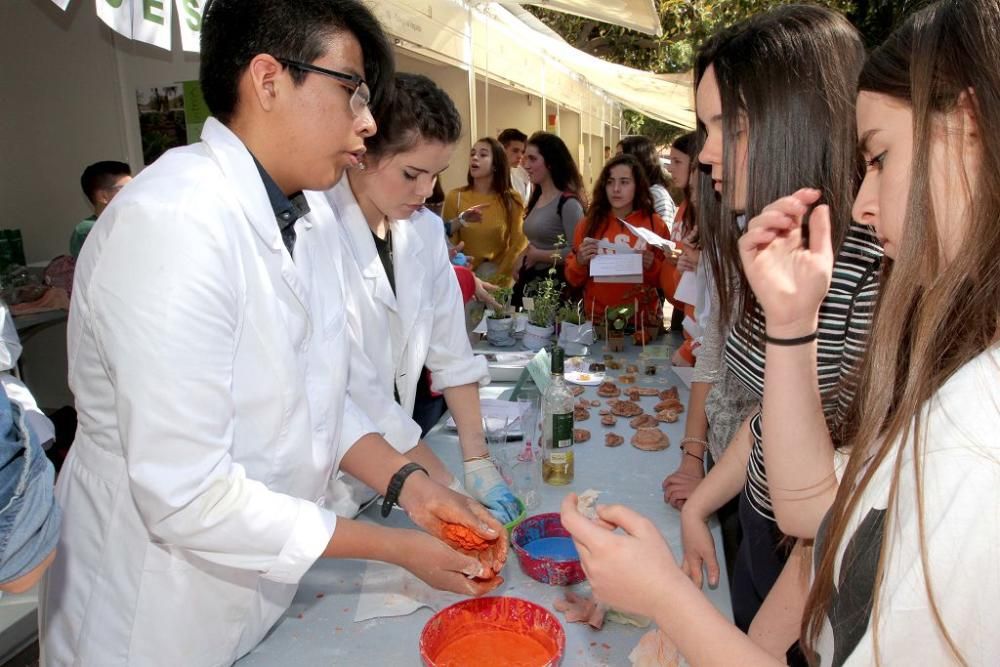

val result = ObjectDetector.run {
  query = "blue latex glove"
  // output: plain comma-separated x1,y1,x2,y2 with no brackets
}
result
463,458,520,523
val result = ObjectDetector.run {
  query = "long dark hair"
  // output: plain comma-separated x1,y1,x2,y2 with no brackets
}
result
525,132,587,214
619,135,669,189
582,155,653,239
695,5,865,333
464,137,519,223
803,1,1000,662
671,131,699,240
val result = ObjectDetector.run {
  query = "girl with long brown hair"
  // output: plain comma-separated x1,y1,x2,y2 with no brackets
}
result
560,0,1000,664
443,137,526,281
679,4,882,646
564,154,669,324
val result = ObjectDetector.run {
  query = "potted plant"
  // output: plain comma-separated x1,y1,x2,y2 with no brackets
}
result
604,302,635,352
486,285,516,347
522,276,560,351
557,300,594,356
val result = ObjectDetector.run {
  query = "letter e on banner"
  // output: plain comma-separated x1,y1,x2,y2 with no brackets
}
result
133,0,172,49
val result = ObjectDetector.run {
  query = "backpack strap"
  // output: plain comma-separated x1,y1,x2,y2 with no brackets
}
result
556,192,580,218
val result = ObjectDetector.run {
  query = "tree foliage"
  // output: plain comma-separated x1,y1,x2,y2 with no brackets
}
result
528,0,923,73
528,0,926,140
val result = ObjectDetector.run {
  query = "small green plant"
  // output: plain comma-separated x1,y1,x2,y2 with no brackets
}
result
526,276,560,327
557,299,585,325
488,285,514,319
605,302,636,333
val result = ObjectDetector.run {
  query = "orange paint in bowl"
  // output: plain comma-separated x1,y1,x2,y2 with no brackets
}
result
420,597,564,667
433,631,551,666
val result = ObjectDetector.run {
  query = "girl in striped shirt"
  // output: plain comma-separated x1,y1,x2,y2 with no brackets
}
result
669,5,884,657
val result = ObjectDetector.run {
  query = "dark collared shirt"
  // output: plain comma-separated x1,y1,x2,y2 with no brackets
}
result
251,157,310,258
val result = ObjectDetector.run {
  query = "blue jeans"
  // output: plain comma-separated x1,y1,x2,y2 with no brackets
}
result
0,385,61,585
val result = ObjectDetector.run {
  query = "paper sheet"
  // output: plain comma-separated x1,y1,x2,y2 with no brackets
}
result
623,221,677,251
354,561,466,622
590,253,643,283
673,271,699,306
446,398,523,434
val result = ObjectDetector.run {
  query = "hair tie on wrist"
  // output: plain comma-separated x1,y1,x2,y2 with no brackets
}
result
764,331,818,346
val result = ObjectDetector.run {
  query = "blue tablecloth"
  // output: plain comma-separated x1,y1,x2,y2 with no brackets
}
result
238,340,732,666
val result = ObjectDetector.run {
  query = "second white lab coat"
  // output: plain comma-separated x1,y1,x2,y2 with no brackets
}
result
328,178,489,416
39,118,378,666
322,178,489,515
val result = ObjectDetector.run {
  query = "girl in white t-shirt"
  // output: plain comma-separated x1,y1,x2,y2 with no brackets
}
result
559,1,1000,664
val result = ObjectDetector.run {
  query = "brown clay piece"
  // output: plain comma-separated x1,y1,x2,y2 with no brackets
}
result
630,427,671,451
597,381,621,398
655,409,680,423
590,399,601,407
600,414,617,427
634,387,659,397
574,428,591,443
629,414,658,429
609,400,644,417
606,360,622,370
598,408,611,416
573,406,591,422
618,374,636,384
626,364,639,374
654,399,684,413
604,433,624,448
659,386,680,401
569,385,586,397
626,388,641,402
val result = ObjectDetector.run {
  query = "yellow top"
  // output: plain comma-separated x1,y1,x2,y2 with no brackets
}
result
444,187,527,283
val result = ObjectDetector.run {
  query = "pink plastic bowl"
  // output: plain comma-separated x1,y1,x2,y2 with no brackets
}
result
420,596,565,667
511,513,586,586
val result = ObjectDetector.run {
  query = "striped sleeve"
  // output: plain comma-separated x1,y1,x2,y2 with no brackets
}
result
737,223,883,521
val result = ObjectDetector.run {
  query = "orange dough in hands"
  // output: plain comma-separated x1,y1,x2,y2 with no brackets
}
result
442,523,492,551
440,522,509,580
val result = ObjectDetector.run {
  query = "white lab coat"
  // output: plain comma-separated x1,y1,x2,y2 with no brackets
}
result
322,179,488,514
39,118,378,667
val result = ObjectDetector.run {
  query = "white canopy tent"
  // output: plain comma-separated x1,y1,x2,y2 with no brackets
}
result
511,0,663,36
45,0,694,129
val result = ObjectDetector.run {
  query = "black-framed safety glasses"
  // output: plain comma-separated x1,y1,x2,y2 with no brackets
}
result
277,58,371,118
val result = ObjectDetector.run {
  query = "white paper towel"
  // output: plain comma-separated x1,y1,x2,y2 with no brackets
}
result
354,561,467,622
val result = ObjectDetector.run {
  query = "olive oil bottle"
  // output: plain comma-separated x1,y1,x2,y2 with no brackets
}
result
541,346,574,485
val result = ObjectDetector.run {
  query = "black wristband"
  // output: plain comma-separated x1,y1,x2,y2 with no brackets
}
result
381,462,428,518
684,451,705,464
764,331,818,346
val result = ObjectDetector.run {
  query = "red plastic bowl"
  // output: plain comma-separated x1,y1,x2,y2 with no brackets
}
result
420,596,565,667
511,513,586,586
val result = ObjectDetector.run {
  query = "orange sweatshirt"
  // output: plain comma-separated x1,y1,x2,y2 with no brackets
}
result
564,210,669,326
